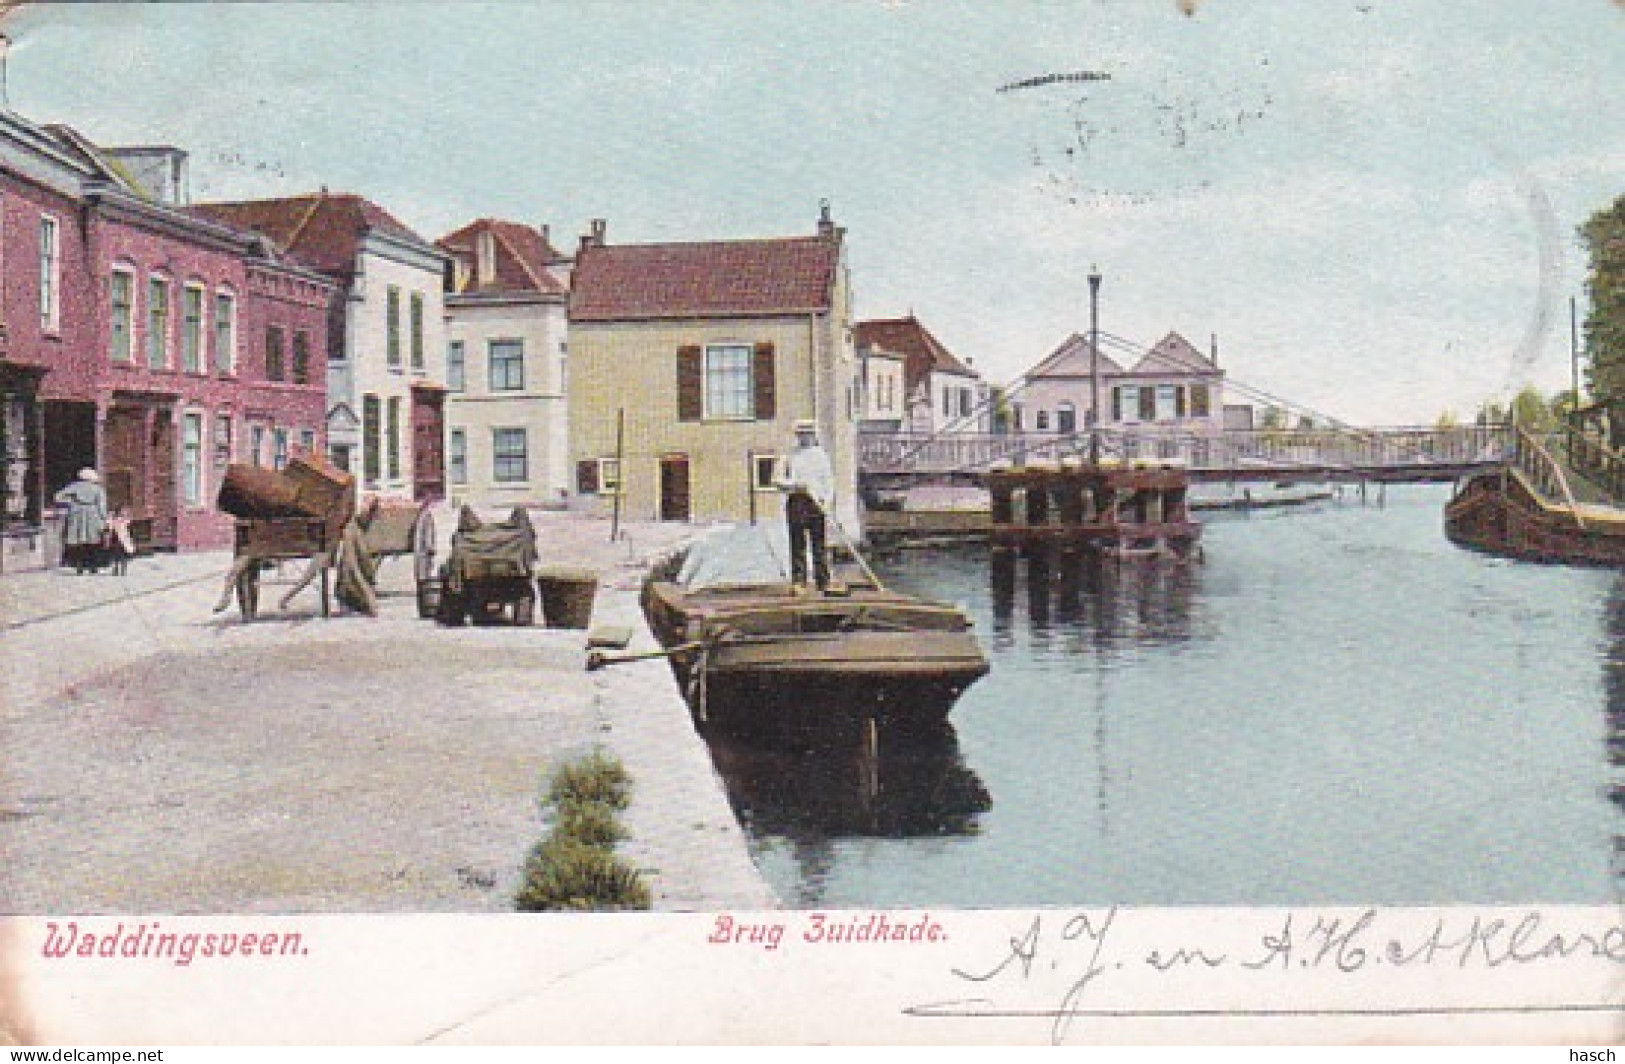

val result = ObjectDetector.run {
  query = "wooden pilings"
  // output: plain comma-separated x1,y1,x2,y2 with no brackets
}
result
987,465,1201,559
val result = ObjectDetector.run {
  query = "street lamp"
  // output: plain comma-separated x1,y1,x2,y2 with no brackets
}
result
1088,265,1102,463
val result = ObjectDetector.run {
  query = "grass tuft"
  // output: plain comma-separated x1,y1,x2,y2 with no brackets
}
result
516,750,648,912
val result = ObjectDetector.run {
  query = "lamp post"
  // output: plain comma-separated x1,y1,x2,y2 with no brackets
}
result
1088,264,1102,464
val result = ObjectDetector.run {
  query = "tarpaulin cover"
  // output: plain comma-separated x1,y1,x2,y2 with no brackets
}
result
445,506,537,584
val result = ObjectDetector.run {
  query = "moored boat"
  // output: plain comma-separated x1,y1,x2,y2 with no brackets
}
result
641,578,990,727
1444,467,1625,567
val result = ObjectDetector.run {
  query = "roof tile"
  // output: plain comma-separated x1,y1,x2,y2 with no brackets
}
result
569,235,839,321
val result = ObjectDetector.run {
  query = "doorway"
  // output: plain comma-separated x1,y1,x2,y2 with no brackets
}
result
659,453,690,522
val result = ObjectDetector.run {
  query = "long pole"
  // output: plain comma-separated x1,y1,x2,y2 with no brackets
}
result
747,449,757,525
609,408,624,543
1088,265,1102,464
1571,296,1582,412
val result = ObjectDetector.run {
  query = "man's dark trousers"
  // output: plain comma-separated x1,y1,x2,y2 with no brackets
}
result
786,491,830,590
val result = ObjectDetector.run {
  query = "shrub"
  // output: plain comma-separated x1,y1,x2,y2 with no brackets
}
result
515,837,650,912
516,751,649,912
554,798,627,848
546,750,632,811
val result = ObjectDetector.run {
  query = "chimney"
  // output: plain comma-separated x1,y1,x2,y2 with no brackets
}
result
589,218,607,246
540,223,551,247
476,226,497,288
1210,332,1219,367
817,199,836,241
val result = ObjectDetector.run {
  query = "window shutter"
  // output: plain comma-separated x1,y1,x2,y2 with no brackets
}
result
677,346,703,422
753,342,776,421
1176,387,1188,418
1111,388,1122,422
577,459,600,495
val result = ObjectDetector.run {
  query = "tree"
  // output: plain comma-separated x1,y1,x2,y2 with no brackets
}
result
1435,409,1460,429
1258,405,1288,431
1582,194,1625,435
1511,384,1555,430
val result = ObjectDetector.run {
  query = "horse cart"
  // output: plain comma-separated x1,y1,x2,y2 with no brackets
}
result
213,456,432,621
429,506,539,626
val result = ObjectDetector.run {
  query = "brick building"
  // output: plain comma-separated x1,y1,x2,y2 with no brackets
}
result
0,111,332,566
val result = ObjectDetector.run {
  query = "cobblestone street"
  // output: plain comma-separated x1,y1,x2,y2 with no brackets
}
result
0,509,778,914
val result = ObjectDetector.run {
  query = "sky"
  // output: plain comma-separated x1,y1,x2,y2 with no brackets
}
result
6,0,1623,426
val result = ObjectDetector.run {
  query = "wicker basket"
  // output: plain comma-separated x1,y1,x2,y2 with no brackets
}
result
537,566,599,629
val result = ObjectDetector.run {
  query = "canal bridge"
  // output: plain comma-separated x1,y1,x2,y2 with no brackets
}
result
859,425,1515,488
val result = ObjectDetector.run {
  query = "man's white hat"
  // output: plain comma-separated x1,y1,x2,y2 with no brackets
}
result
78,468,99,484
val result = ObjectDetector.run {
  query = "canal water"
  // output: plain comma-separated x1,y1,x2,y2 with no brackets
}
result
698,484,1624,909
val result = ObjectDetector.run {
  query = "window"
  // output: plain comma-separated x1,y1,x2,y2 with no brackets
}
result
298,428,316,456
448,428,467,484
181,413,203,506
1116,385,1140,424
213,292,236,374
447,341,465,391
488,339,524,391
386,396,402,480
213,414,232,471
576,457,618,495
409,292,424,371
39,216,59,331
703,344,752,419
181,286,204,372
362,394,381,482
678,343,773,422
110,271,134,363
1139,386,1156,421
1057,401,1077,434
1036,410,1050,431
292,331,311,385
941,386,951,418
958,388,973,418
386,286,402,368
1191,383,1211,418
272,428,289,470
250,425,266,467
492,427,527,483
265,326,286,381
147,277,170,368
1155,384,1179,421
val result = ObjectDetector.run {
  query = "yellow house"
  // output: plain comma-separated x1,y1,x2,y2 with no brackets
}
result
567,209,860,531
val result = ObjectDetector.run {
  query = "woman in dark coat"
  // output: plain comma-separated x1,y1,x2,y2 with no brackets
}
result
54,468,109,574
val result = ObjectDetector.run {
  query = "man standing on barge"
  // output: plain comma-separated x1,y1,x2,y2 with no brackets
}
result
779,419,833,593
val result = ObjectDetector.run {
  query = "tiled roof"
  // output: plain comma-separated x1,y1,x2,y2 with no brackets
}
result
855,316,978,386
438,218,566,296
569,235,839,321
192,192,429,277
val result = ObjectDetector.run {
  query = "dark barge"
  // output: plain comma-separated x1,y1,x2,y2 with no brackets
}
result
641,578,990,727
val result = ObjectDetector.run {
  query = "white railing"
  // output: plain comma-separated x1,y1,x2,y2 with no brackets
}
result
860,425,1515,477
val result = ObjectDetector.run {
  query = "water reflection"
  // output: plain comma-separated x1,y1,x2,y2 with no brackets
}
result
700,711,992,897
990,545,1204,651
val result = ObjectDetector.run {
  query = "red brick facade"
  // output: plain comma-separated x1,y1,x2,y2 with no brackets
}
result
0,114,333,561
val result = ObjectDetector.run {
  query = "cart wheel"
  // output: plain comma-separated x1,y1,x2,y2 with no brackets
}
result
412,506,437,584
515,594,535,627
